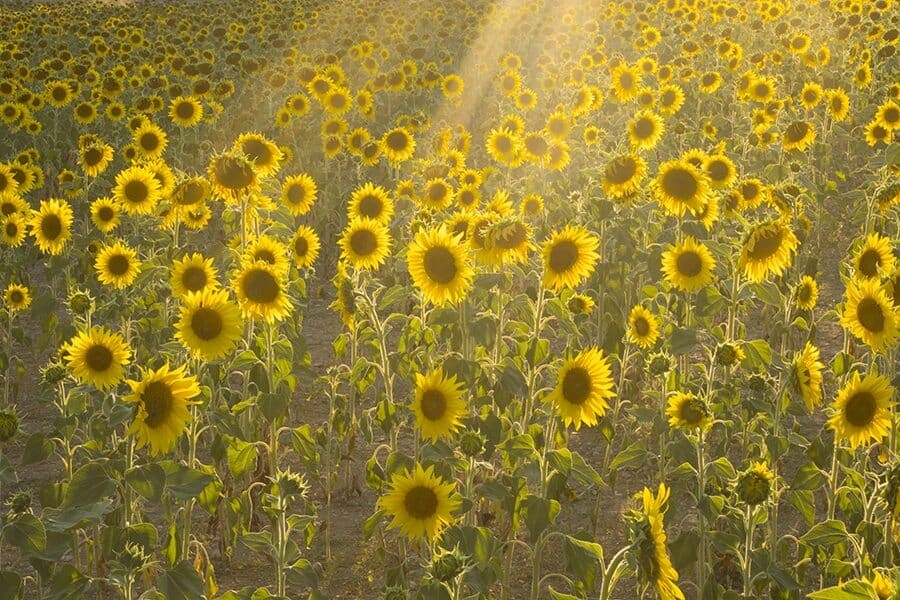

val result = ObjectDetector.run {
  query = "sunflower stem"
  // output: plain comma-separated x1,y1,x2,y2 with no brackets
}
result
3,309,12,409
742,504,755,597
828,442,841,521
696,430,707,594
598,544,630,600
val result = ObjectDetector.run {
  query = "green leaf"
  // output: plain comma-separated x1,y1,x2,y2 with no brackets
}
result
0,452,16,484
609,440,648,472
226,436,259,479
807,580,876,599
670,328,696,356
801,519,848,547
21,433,54,466
158,560,205,600
125,463,166,503
61,462,114,508
43,499,114,532
520,495,560,540
741,339,772,370
163,462,215,500
548,588,581,600
787,490,816,527
45,564,90,600
669,530,700,572
0,571,23,600
1,514,46,556
791,462,827,491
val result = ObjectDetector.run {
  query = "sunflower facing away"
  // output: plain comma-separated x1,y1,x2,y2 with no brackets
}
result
125,363,200,456
661,236,716,292
628,483,685,600
407,226,473,306
666,391,711,431
840,278,898,353
378,463,460,541
627,305,660,349
827,371,894,449
792,342,824,412
738,221,799,283
170,253,219,299
548,347,615,430
233,261,293,323
30,198,73,255
340,218,392,271
176,289,243,361
63,327,132,390
541,226,600,291
208,152,258,203
95,240,141,289
412,368,467,442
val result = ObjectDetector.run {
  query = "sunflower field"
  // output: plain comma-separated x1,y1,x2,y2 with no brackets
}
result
0,0,898,598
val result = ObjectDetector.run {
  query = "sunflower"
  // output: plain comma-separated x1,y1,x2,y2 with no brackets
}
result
3,284,31,312
840,278,898,353
828,371,894,449
653,160,711,217
541,226,600,292
234,132,283,177
854,233,895,280
627,305,660,349
169,95,203,127
629,484,685,600
232,261,293,323
661,236,716,292
176,289,243,361
349,182,393,224
340,218,392,271
865,121,892,147
407,226,473,306
703,154,737,190
611,62,642,102
658,84,685,115
63,327,131,390
1,213,26,247
412,368,467,442
330,263,357,330
799,82,823,109
279,173,317,216
665,391,711,431
291,225,320,269
79,143,113,178
132,122,168,160
735,462,775,506
1,193,28,218
795,275,819,310
782,121,816,152
30,198,73,255
381,127,416,164
602,153,647,201
548,347,615,430
125,363,200,456
628,111,665,150
243,235,290,277
113,166,162,216
864,572,896,600
379,463,460,541
170,253,219,299
792,342,824,412
95,241,141,289
485,127,521,164
520,194,544,217
875,101,900,131
827,88,850,121
208,152,258,203
738,221,799,283
172,177,210,210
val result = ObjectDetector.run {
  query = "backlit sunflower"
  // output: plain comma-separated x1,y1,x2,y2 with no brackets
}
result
703,154,737,190
665,391,711,431
840,278,898,353
875,101,900,131
548,347,615,430
827,371,894,449
661,236,716,292
738,221,799,283
349,182,393,224
243,235,290,277
280,173,317,216
412,368,467,442
854,233,895,280
658,84,685,115
782,121,815,152
132,122,168,160
795,275,819,310
542,226,600,291
627,305,660,349
378,463,460,541
125,363,200,456
827,89,850,121
169,95,203,127
172,177,210,211
602,153,647,201
407,226,473,306
79,143,113,178
277,223,313,269
30,198,73,255
653,160,711,217
340,218,391,271
485,127,521,164
611,62,642,102
628,484,685,600
208,152,258,203
792,342,824,412
1,213,26,247
3,284,31,312
63,327,131,390
233,261,293,323
234,132,283,177
628,110,665,150
95,240,141,289
113,165,162,216
176,289,243,361
381,127,416,164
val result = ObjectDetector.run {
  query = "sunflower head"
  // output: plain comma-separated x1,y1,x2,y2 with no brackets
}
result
541,226,601,292
125,363,200,455
827,371,894,449
666,392,711,431
549,347,615,430
378,463,460,541
734,462,774,506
